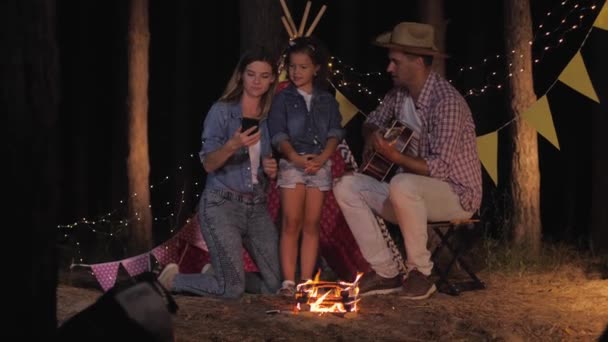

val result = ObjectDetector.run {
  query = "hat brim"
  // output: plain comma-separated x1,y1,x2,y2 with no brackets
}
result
373,31,449,58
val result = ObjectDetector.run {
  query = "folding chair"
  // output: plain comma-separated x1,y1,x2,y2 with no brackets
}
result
429,219,486,296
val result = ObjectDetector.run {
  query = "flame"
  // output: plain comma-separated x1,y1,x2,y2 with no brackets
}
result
294,270,363,314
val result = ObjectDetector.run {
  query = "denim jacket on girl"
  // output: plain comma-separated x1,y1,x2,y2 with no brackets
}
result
268,83,344,156
199,101,273,194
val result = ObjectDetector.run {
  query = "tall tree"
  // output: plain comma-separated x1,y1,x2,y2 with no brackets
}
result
239,0,286,56
418,0,446,76
589,34,608,254
127,0,153,253
2,0,60,337
503,0,541,253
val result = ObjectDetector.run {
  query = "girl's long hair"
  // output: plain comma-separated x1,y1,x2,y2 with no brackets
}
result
284,36,330,90
219,48,279,117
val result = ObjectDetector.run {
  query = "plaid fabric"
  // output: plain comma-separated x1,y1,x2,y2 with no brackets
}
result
365,72,482,212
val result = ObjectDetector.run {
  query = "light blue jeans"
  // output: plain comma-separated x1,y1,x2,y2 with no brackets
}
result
277,158,332,191
172,187,281,298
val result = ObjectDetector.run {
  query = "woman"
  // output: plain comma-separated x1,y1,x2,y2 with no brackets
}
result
158,49,281,298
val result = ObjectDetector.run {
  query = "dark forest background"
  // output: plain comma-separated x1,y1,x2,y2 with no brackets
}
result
53,0,607,259
2,0,607,338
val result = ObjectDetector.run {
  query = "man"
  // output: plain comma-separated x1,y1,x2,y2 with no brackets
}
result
333,22,482,300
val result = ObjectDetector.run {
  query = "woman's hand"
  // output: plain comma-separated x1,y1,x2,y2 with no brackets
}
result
228,126,261,150
262,154,278,179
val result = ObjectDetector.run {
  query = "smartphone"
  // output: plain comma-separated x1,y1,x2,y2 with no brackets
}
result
241,117,259,134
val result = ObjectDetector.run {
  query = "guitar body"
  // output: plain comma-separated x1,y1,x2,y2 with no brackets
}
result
359,120,414,182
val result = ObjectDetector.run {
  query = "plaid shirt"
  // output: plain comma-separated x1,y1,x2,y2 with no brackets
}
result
365,72,482,212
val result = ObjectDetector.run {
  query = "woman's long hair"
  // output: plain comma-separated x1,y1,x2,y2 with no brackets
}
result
219,48,279,117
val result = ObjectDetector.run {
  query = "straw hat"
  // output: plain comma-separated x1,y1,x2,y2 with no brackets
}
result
373,22,448,58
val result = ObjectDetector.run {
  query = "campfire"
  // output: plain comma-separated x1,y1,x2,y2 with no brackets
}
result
295,271,363,314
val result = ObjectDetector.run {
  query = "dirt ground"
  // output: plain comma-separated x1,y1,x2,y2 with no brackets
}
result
57,265,608,341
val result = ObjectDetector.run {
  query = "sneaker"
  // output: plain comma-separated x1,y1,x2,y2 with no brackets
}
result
158,263,179,291
357,271,402,296
277,280,296,297
201,263,214,275
401,269,436,300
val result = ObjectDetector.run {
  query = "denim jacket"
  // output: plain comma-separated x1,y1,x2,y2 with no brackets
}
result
268,84,344,155
199,101,272,194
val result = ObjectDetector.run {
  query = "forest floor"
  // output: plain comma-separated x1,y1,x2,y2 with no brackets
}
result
57,262,608,341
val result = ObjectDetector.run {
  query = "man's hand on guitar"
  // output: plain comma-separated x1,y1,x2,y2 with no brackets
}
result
372,130,398,161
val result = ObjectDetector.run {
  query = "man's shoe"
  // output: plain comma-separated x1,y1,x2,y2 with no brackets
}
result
158,263,179,291
401,269,436,300
357,271,402,296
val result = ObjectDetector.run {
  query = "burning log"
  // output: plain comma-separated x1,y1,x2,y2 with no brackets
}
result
294,271,363,314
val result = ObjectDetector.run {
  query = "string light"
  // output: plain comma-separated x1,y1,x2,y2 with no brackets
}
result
328,0,599,103
61,0,602,264
58,153,203,264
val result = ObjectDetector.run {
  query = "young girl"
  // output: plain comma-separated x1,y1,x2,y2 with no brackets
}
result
268,37,344,295
158,49,281,298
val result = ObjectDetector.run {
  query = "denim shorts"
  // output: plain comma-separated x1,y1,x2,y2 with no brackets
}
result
277,158,332,191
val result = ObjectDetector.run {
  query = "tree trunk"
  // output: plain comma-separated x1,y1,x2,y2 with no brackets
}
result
503,0,542,254
127,0,153,253
239,0,286,57
589,39,608,254
419,0,446,76
2,0,60,337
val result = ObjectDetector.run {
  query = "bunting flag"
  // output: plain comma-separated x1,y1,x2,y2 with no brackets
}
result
91,262,120,292
594,2,608,31
121,253,150,277
176,216,207,251
522,96,560,149
476,132,498,185
335,89,360,126
558,51,600,103
151,240,182,266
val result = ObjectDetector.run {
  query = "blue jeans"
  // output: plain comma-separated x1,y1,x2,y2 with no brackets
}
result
172,187,281,298
277,158,333,191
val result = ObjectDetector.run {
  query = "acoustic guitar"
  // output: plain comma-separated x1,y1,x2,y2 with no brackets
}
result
359,120,414,182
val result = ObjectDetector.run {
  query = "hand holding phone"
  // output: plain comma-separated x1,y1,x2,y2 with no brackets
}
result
241,117,259,134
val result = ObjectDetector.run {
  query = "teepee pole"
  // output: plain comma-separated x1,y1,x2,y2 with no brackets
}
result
305,5,326,37
281,16,295,38
279,0,298,35
298,1,312,37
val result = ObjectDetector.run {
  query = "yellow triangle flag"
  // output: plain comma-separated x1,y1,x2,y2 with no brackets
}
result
477,132,498,185
278,69,288,82
522,96,560,150
558,51,600,103
594,2,608,31
335,90,359,126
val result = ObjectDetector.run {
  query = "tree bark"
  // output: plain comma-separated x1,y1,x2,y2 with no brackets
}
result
589,37,608,254
239,0,286,57
503,0,542,254
419,0,446,76
2,0,60,337
127,0,153,253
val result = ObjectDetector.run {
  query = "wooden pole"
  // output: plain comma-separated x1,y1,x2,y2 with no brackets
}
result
279,0,298,35
305,5,326,37
298,1,312,36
